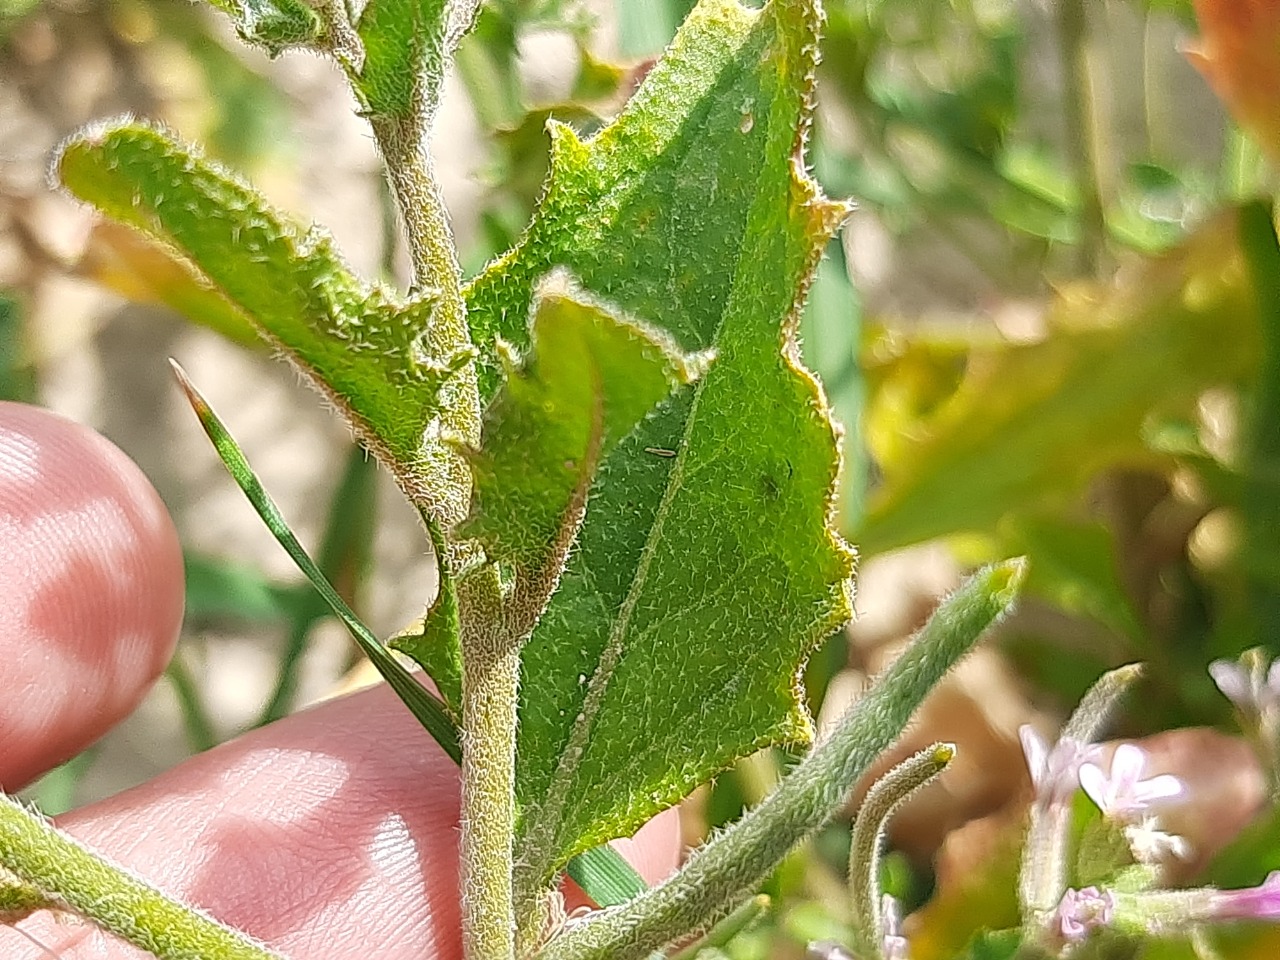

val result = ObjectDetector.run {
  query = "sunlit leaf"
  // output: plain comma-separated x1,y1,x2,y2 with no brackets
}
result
462,277,701,575
355,0,452,124
466,0,856,886
57,123,471,514
203,0,321,56
859,211,1260,555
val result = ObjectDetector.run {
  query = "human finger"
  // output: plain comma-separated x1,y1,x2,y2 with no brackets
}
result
8,681,682,959
0,402,184,789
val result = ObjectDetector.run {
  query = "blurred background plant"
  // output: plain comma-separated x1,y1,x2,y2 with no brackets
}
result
2,0,1279,956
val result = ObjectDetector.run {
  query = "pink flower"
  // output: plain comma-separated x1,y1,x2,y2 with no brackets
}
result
1078,743,1184,822
1209,655,1280,715
881,895,909,960
1211,871,1280,921
1056,887,1115,943
1019,725,1100,806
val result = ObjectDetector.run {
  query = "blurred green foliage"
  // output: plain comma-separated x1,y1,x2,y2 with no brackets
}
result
7,0,1280,952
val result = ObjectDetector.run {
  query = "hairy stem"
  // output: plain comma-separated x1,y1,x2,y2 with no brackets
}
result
459,567,519,960
374,121,482,527
1019,663,1144,924
366,67,510,960
541,560,1027,960
0,793,284,960
848,744,953,957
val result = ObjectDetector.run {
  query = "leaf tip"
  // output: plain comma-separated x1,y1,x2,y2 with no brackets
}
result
167,357,200,406
49,114,133,193
1110,661,1145,684
168,358,222,441
987,556,1030,608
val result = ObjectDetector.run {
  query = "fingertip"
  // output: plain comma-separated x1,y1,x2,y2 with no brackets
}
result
0,402,184,788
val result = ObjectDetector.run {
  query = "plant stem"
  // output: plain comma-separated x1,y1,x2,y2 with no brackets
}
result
1055,0,1106,275
0,793,284,960
357,24,506,957
847,744,953,957
374,114,517,960
373,122,482,526
459,567,519,960
165,653,218,753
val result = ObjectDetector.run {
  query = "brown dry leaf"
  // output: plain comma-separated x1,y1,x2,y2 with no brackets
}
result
1188,0,1280,163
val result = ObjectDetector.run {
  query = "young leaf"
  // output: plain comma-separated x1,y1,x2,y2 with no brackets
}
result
390,517,465,715
461,276,703,616
57,123,473,523
204,0,322,57
464,0,857,891
355,0,474,126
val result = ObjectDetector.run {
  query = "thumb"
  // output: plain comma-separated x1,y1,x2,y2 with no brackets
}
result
0,401,184,789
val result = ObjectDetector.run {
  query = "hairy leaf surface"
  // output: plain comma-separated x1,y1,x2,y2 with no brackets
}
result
463,278,701,574
203,0,321,56
57,123,467,507
355,0,446,123
464,0,856,884
397,282,702,713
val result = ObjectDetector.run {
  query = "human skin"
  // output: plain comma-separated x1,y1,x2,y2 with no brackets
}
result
0,401,679,959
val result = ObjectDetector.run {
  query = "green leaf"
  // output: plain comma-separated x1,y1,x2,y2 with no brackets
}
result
204,0,321,56
454,8,524,131
390,517,465,715
462,277,702,577
57,123,472,516
355,0,446,123
465,0,857,888
542,561,1026,960
1237,200,1280,644
183,554,294,624
0,291,35,403
564,844,648,907
613,0,694,57
997,513,1143,642
170,362,461,764
858,209,1262,554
